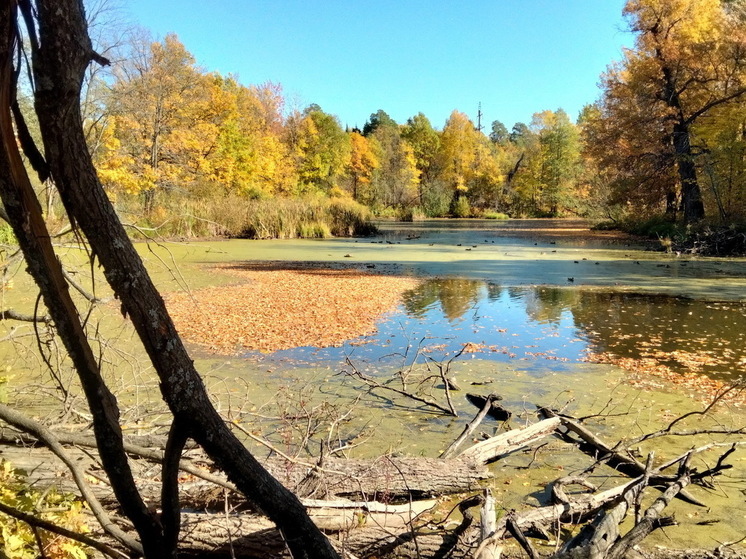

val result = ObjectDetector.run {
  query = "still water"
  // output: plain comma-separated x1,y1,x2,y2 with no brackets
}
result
208,218,746,385
259,280,746,383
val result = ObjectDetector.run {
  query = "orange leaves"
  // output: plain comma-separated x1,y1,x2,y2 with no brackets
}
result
164,266,419,354
585,351,744,407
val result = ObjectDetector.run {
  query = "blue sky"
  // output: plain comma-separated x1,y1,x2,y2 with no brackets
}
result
123,1,633,130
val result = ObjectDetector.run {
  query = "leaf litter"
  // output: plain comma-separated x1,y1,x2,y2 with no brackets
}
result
164,263,420,355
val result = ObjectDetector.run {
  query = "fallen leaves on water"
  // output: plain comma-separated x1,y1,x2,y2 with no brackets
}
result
164,265,420,354
585,351,744,407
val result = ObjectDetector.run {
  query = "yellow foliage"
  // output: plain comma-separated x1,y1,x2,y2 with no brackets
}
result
0,460,90,558
347,132,379,186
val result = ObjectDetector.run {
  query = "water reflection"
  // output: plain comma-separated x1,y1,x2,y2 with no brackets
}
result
264,280,746,382
402,279,485,321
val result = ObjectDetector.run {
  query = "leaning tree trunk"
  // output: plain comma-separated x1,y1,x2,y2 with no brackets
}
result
0,6,160,555
13,1,339,558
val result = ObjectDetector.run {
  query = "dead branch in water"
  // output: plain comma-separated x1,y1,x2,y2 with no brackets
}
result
343,356,458,416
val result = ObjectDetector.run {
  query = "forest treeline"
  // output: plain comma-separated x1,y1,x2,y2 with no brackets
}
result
71,0,746,239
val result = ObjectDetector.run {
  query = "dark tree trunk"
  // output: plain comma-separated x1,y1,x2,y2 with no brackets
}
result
656,43,705,223
11,1,340,557
0,3,159,555
672,119,704,222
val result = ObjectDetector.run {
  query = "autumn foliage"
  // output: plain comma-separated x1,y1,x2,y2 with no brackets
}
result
88,1,746,235
164,264,419,354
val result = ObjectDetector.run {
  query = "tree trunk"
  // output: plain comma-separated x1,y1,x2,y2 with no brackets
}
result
656,44,705,224
20,1,339,557
672,119,704,223
0,4,159,555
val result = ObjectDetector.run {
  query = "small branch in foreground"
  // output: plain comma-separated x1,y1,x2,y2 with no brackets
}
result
0,500,126,559
441,393,496,459
0,404,142,554
0,308,50,323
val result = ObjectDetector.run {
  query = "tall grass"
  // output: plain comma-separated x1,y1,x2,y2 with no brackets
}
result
115,194,377,240
482,211,509,220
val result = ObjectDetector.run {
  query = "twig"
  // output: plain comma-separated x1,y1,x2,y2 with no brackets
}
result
229,420,351,477
60,265,105,304
625,381,745,447
0,308,50,322
344,357,456,416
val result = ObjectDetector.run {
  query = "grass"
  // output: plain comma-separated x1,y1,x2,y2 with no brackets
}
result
482,211,509,220
113,194,377,240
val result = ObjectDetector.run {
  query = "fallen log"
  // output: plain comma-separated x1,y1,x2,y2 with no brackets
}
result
466,393,512,421
459,417,561,464
0,432,490,507
1,407,740,559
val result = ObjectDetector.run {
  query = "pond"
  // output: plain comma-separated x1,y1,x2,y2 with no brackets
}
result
4,218,746,549
167,218,745,384
161,219,745,549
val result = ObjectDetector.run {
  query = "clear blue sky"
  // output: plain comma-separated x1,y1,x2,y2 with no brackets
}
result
123,1,633,130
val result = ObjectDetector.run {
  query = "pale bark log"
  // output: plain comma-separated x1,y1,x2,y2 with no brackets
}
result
459,417,561,464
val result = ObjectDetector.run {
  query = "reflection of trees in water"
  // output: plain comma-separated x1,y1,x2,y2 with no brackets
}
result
401,281,746,380
572,293,689,354
511,287,580,325
570,293,746,379
402,279,488,321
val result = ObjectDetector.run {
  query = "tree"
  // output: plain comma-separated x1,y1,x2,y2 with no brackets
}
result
368,121,419,209
436,110,479,196
294,106,351,193
580,74,679,217
434,110,504,213
534,109,581,215
598,0,746,223
509,122,530,146
489,120,509,144
344,131,379,201
695,97,746,219
104,33,211,213
362,108,397,136
0,1,338,557
210,77,296,198
401,112,441,205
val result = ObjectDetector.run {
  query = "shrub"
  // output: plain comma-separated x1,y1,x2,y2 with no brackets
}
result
108,191,378,240
626,215,683,239
452,196,471,218
0,223,15,245
398,206,426,222
482,211,509,220
421,180,452,217
326,197,377,236
297,221,332,238
0,460,89,559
